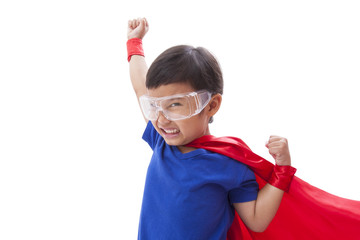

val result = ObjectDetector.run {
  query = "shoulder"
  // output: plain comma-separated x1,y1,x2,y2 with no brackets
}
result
199,150,246,164
192,150,253,175
142,121,163,150
189,150,257,192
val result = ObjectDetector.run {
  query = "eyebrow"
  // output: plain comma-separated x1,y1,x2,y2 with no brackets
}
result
166,97,183,101
152,95,188,101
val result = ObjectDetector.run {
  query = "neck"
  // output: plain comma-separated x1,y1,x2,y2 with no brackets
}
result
177,145,198,154
178,128,212,154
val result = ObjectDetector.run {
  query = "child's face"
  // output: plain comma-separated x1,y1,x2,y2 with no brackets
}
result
148,82,214,153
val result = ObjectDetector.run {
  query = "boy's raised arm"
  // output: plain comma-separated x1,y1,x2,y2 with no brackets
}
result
127,18,149,122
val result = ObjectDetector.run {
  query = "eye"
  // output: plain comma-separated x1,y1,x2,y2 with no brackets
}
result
163,98,187,109
169,102,182,107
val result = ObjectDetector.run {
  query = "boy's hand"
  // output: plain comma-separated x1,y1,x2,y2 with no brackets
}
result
265,135,291,166
127,18,149,40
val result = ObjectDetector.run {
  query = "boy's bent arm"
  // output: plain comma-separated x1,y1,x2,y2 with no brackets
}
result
234,184,284,232
234,135,292,232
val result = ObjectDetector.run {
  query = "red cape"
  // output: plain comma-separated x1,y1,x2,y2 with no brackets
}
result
187,135,360,240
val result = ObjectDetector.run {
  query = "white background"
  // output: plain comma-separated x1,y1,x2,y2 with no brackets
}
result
1,0,359,239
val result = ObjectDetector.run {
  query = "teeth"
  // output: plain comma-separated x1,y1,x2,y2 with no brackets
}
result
163,129,179,134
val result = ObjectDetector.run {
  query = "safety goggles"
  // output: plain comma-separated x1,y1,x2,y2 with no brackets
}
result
139,90,212,121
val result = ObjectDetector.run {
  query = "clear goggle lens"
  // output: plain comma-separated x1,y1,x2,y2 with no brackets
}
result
139,90,212,121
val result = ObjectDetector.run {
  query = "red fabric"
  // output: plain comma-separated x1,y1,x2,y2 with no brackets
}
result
186,135,360,240
127,38,144,62
268,165,297,192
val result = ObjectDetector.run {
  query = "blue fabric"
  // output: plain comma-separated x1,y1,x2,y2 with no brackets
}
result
138,122,258,240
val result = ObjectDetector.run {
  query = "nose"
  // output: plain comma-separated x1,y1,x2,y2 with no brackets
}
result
156,110,171,124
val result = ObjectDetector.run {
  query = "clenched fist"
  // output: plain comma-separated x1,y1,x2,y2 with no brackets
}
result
265,135,291,166
127,18,149,40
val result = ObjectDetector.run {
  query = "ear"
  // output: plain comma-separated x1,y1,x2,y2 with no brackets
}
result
206,94,222,118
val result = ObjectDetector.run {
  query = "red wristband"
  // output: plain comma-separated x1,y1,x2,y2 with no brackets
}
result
127,38,144,62
268,165,297,192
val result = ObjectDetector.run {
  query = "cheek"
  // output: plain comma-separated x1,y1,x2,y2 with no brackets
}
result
179,119,205,133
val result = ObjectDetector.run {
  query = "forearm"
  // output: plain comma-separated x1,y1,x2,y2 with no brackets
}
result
129,55,148,98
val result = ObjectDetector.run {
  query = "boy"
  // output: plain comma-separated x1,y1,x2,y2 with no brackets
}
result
127,18,294,239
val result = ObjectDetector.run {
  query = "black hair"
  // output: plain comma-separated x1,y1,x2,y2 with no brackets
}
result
146,45,223,95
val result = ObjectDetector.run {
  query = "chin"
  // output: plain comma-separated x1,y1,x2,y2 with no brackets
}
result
164,138,182,146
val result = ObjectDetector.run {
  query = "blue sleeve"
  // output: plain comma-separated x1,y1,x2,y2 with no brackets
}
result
229,167,259,203
142,121,161,150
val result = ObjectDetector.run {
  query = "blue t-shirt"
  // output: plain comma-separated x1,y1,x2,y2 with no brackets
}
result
138,122,258,240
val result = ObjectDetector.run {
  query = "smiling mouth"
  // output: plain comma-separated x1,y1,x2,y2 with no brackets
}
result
162,128,180,134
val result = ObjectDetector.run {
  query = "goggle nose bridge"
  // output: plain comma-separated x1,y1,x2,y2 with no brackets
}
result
153,101,170,120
